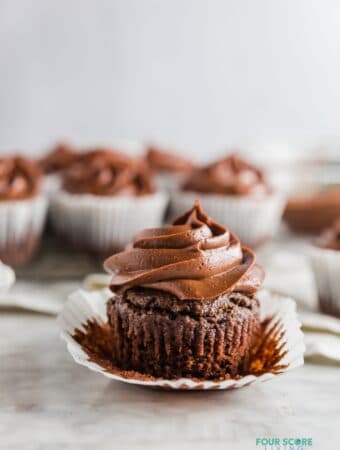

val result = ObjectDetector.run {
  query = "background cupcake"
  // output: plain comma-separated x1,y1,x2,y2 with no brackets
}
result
50,149,168,255
39,142,79,175
284,188,340,234
104,201,264,380
0,155,48,266
309,219,340,317
144,144,196,192
39,142,80,197
170,153,285,248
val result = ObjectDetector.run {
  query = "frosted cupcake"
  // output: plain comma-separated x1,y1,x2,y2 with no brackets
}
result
0,155,48,266
39,142,80,196
284,188,340,234
170,153,285,247
309,219,340,317
145,144,196,192
104,201,264,380
39,142,79,174
50,149,168,255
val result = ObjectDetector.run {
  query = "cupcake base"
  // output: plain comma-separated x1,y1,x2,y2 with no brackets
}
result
0,233,40,266
54,231,124,257
0,196,47,266
58,288,304,390
107,287,260,380
309,246,340,318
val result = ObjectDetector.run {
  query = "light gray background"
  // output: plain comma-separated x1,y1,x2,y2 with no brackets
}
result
1,0,340,158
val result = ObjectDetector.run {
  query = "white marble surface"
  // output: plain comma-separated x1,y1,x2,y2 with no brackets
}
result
1,311,340,450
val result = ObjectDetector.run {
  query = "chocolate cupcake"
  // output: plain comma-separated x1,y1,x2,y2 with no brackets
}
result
145,144,196,192
0,155,48,266
39,142,79,174
309,219,340,317
104,201,264,380
170,153,285,248
284,188,340,234
39,143,80,197
50,149,168,255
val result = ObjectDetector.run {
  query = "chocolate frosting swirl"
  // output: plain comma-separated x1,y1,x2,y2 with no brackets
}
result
62,149,155,196
315,219,340,251
0,156,42,200
40,143,79,174
145,145,196,173
183,153,269,196
105,201,264,300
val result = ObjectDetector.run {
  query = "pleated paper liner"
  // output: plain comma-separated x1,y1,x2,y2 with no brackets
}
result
0,196,48,266
169,191,285,248
49,191,168,254
308,244,340,318
57,289,304,391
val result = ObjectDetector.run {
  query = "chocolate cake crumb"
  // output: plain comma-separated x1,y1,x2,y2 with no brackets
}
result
73,313,287,383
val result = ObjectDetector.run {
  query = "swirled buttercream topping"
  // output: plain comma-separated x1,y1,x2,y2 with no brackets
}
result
0,156,42,200
62,149,155,196
40,143,79,174
104,201,264,300
145,145,196,173
315,219,340,251
183,153,270,196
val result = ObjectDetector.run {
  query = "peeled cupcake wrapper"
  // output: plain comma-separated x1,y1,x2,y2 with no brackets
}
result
308,245,340,316
57,288,304,391
49,191,169,253
0,196,48,264
169,191,286,247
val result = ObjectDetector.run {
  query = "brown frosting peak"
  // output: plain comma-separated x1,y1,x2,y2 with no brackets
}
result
315,218,340,250
104,201,264,300
62,149,155,196
0,156,42,200
40,143,79,174
145,145,196,173
183,153,270,196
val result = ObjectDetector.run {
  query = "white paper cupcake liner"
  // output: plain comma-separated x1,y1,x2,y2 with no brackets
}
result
308,245,340,316
57,289,304,391
169,191,286,247
49,191,168,253
153,173,189,193
42,174,62,198
0,196,48,261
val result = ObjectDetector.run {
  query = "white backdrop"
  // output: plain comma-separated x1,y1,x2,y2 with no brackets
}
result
1,0,340,159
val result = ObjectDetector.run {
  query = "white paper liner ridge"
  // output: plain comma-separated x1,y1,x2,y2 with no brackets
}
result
50,191,168,252
308,245,340,315
0,196,48,246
